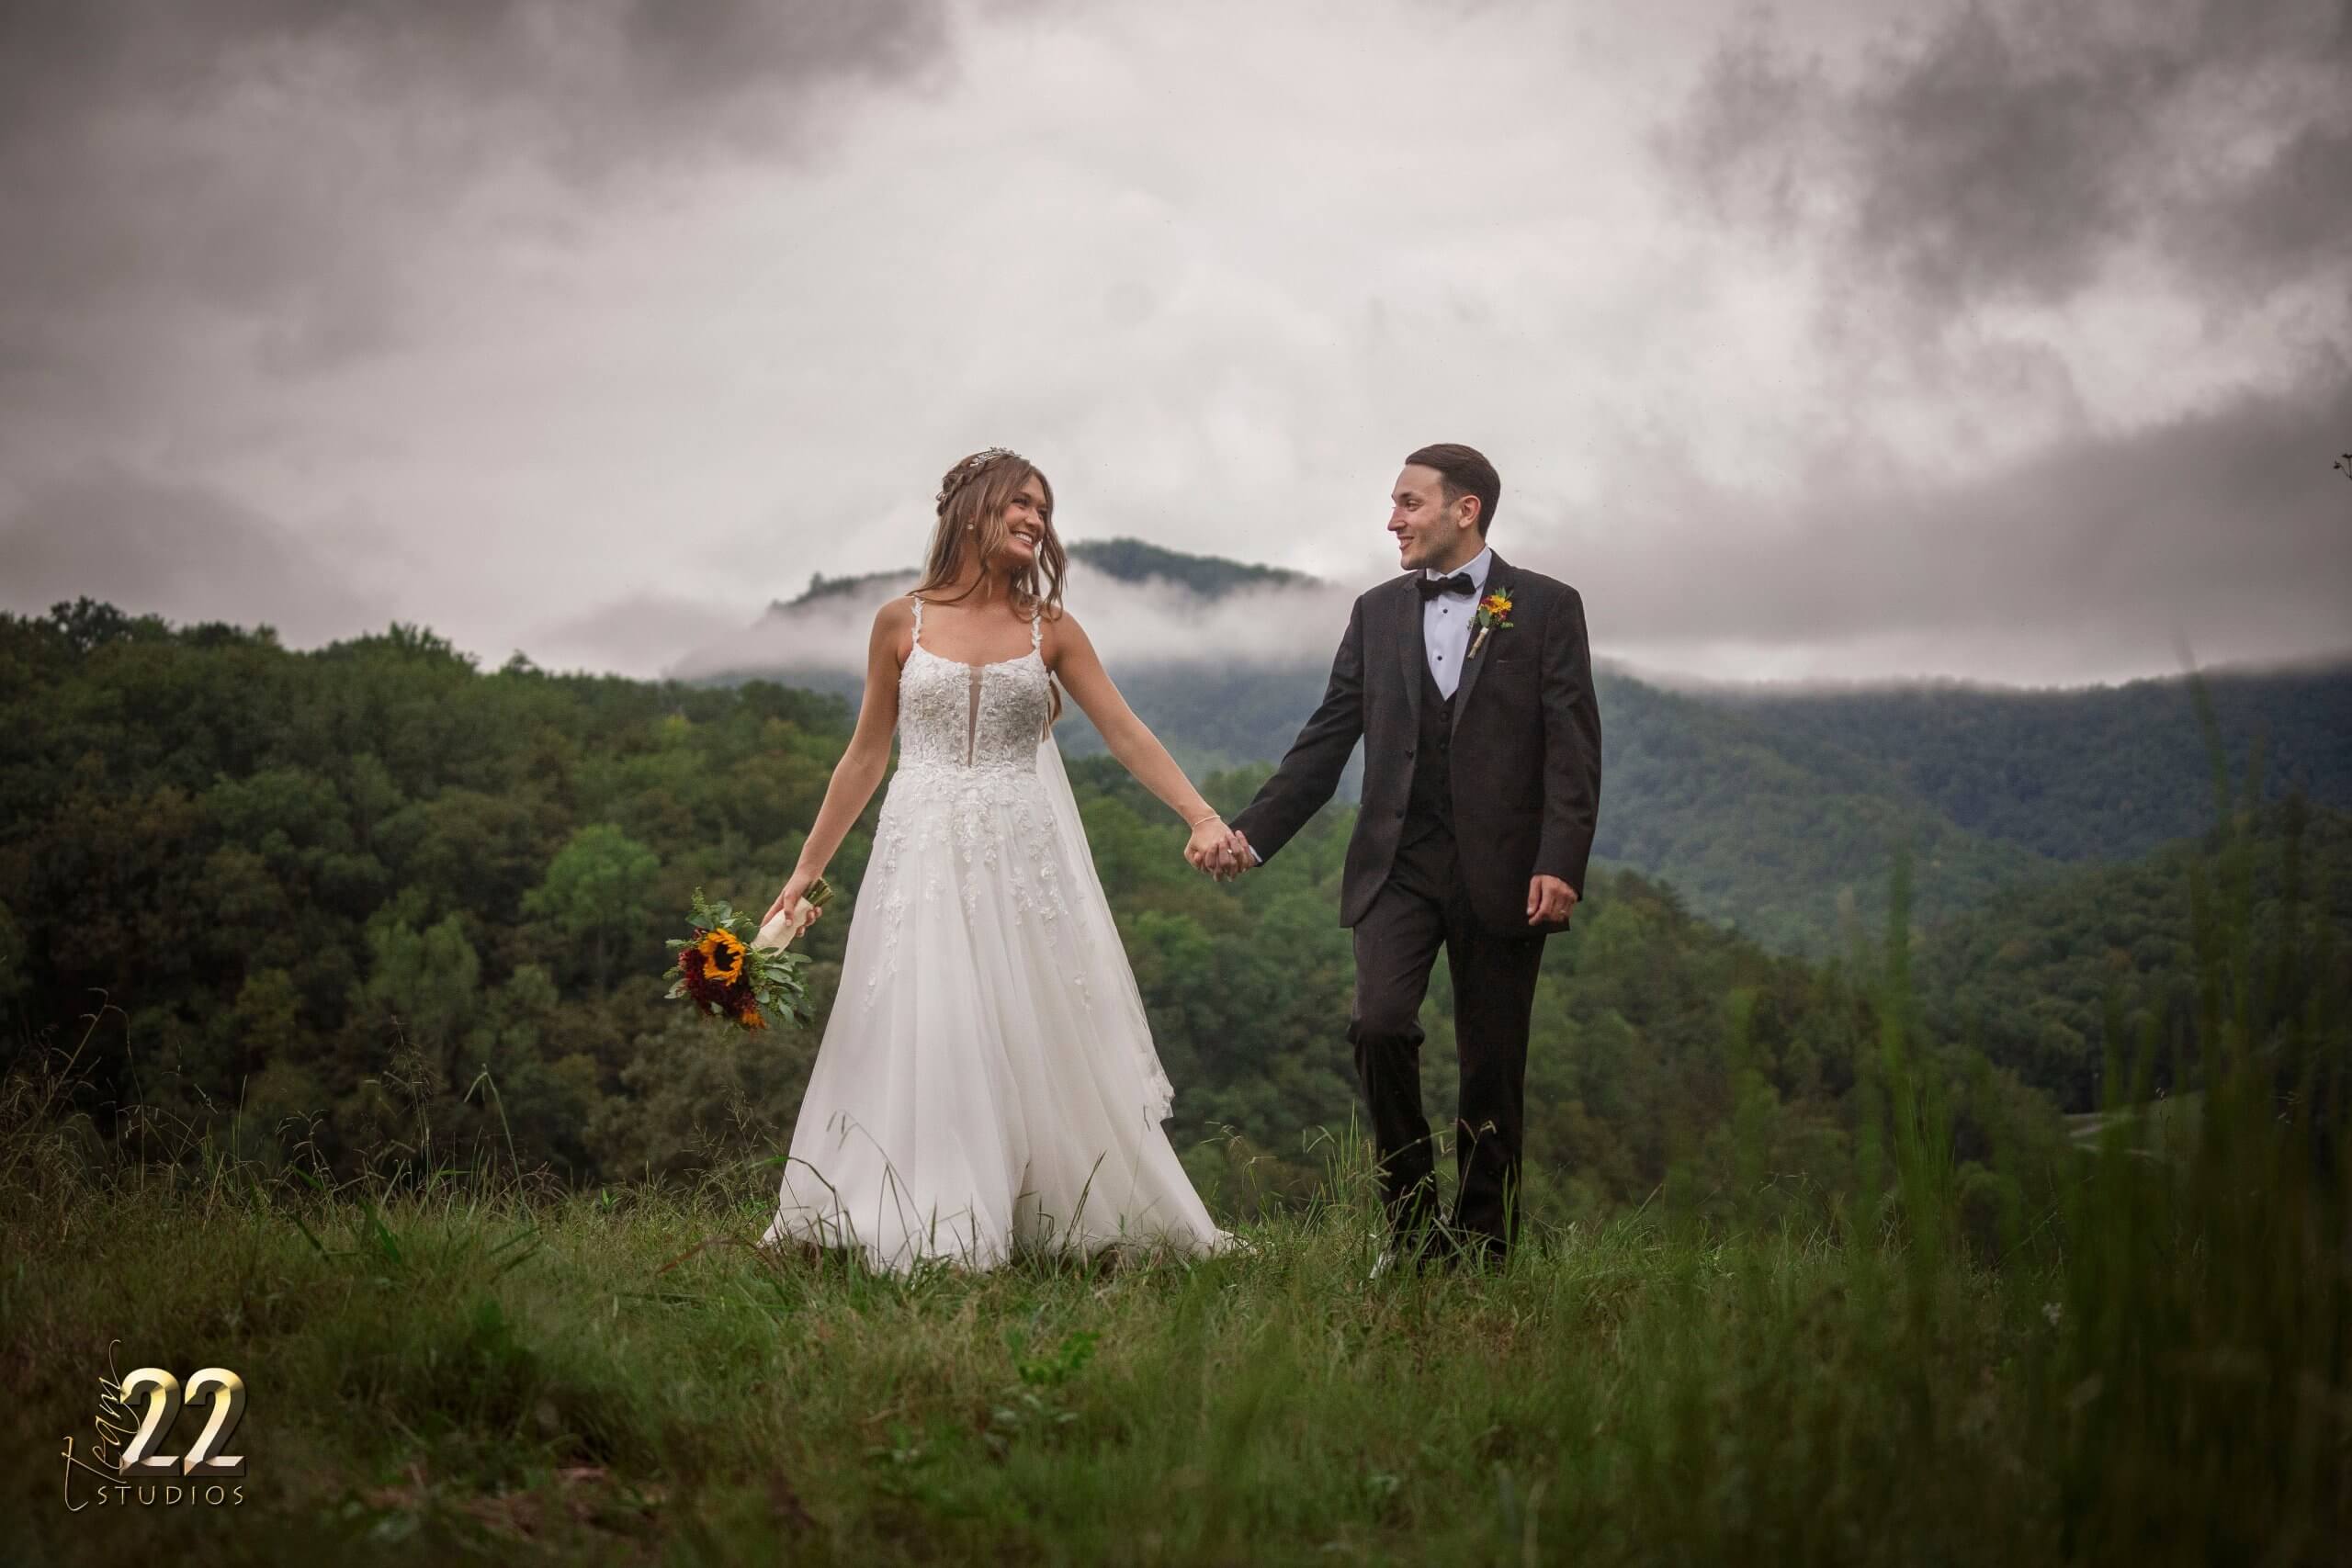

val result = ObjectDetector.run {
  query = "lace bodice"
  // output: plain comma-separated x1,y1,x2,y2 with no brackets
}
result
896,595,1051,773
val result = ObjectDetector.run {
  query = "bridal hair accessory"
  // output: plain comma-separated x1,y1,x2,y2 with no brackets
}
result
936,446,1024,510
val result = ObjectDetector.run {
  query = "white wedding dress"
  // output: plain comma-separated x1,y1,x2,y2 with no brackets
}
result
760,595,1236,1274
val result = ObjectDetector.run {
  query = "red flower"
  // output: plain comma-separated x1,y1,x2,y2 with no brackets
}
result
679,943,734,1009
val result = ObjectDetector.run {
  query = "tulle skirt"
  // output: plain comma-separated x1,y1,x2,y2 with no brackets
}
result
760,751,1235,1274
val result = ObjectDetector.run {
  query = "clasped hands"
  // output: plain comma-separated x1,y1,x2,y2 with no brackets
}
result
1183,817,1255,882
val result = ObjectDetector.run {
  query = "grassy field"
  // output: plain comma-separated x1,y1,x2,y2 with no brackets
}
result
6,1051,2345,1566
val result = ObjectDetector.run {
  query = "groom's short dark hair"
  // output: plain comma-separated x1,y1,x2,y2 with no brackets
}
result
1404,444,1500,536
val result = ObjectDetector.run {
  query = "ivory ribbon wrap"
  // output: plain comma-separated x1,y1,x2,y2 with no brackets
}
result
754,901,819,952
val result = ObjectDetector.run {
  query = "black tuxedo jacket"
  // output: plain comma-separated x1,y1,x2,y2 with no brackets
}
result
1229,550,1602,936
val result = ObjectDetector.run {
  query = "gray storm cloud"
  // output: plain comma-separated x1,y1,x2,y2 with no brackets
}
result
1658,0,2352,317
1606,0,2352,677
0,0,950,422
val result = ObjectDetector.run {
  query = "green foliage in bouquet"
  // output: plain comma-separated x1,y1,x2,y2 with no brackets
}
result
661,886,814,1032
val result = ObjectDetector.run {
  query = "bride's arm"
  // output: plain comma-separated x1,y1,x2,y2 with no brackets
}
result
1045,610,1239,868
763,600,908,926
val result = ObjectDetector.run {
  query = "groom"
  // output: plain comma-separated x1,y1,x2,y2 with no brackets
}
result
1213,444,1601,1274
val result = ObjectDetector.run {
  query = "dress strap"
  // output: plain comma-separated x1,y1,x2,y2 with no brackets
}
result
909,592,923,647
1030,610,1043,650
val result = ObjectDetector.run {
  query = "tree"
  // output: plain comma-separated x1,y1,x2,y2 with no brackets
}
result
522,824,662,994
357,913,482,1092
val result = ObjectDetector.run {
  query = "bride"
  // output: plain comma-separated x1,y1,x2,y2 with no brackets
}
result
755,447,1249,1274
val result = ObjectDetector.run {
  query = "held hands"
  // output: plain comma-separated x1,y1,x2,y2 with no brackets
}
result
1527,874,1578,926
1184,817,1254,882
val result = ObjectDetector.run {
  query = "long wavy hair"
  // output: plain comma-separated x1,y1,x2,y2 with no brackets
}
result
912,448,1069,728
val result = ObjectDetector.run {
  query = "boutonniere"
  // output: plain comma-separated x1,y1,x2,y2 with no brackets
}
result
1468,587,1514,659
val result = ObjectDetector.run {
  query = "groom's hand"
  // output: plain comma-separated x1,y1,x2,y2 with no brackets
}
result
1185,827,1252,881
1224,829,1258,874
1527,874,1577,925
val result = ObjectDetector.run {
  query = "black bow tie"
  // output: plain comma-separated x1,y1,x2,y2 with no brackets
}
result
1419,572,1476,601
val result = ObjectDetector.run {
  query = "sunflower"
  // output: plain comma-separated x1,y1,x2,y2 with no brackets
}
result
694,927,748,984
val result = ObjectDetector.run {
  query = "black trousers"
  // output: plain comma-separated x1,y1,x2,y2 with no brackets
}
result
1346,821,1549,1262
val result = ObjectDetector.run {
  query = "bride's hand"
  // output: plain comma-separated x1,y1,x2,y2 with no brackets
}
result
764,871,821,929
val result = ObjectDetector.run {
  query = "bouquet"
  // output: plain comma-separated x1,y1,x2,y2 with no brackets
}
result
662,881,831,1032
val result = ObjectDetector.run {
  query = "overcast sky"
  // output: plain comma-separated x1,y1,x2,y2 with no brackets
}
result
3,0,2346,689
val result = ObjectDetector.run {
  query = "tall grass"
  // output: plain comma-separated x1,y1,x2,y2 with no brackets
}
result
4,716,2345,1565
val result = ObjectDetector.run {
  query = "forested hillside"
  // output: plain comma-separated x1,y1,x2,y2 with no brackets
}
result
3,599,2081,1228
1583,672,2043,952
1694,667,2352,861
1916,797,2352,1111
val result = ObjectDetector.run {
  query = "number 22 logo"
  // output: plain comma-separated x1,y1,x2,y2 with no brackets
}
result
116,1367,247,1478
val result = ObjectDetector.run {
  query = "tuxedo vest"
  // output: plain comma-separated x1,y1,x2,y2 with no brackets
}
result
1401,652,1456,845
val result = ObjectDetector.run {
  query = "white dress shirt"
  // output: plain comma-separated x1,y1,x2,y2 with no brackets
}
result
1421,543,1493,700
1237,544,1493,866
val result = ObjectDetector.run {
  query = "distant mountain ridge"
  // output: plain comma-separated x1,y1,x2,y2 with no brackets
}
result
774,536,1319,615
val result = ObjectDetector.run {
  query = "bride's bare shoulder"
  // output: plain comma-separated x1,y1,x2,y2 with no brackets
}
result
867,593,917,658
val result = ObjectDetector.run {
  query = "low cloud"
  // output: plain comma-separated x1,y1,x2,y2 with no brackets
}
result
668,559,1366,682
520,592,776,678
0,468,392,646
1546,356,2352,682
506,339,2352,687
